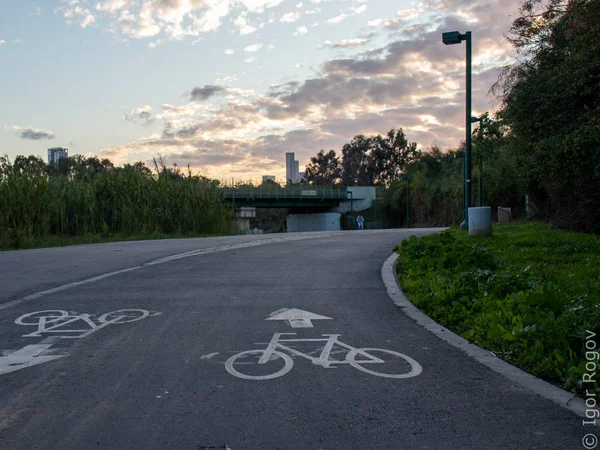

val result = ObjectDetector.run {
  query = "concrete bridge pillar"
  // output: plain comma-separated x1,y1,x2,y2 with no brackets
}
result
233,207,256,233
286,212,341,232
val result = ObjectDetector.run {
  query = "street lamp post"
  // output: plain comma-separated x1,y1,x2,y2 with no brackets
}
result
471,115,483,206
454,151,465,222
443,30,472,229
400,175,410,228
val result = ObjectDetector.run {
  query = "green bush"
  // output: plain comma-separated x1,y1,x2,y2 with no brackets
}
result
396,222,600,394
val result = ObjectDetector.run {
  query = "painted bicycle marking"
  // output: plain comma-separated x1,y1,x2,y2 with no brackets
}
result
2,309,162,376
225,332,422,380
15,309,160,339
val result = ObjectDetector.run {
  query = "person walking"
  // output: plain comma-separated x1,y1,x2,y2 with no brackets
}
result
356,215,364,230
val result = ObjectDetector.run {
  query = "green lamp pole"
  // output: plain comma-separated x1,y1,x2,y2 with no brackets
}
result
443,30,472,229
471,115,483,206
454,151,465,222
400,175,410,228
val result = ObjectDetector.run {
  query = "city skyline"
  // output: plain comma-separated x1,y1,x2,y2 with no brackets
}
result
0,0,520,180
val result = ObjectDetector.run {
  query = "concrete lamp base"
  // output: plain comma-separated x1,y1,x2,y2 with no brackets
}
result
468,206,492,236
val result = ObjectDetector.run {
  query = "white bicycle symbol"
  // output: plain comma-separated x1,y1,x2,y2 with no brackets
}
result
15,309,158,339
225,333,422,380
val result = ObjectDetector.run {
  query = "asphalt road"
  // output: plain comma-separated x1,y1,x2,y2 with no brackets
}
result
0,230,583,449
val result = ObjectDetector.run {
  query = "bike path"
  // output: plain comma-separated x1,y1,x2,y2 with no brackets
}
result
0,230,583,449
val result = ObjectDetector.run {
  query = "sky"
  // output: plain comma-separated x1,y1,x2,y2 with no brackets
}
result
0,0,520,182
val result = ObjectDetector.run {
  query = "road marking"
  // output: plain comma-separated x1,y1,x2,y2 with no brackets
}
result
1,309,161,377
265,308,332,328
0,232,347,312
15,309,159,339
0,344,67,375
224,332,422,381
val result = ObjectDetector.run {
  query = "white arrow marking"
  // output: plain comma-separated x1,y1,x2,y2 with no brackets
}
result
0,344,67,376
266,308,332,328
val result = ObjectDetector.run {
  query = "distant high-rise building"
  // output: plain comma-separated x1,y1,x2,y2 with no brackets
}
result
262,175,276,183
48,147,68,165
285,152,303,184
286,152,295,183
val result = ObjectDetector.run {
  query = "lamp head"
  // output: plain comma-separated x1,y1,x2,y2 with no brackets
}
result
442,31,463,45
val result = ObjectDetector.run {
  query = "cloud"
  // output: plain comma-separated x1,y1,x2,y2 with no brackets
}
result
14,126,56,140
383,8,421,29
189,85,226,101
124,105,155,125
100,0,520,179
294,26,308,35
224,48,235,55
67,0,285,41
244,43,262,52
96,0,134,14
322,38,369,48
327,12,347,24
0,40,5,46
159,103,204,119
61,5,96,28
13,38,23,44
233,14,258,35
281,11,301,23
327,3,367,24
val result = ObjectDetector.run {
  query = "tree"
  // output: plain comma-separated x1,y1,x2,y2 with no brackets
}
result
371,128,420,185
498,0,600,232
306,128,419,186
341,135,372,185
304,150,341,184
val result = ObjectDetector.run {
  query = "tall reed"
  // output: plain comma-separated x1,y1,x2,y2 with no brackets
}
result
0,155,232,248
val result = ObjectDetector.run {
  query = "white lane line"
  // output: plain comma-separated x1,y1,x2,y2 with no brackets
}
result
381,251,593,422
0,232,346,312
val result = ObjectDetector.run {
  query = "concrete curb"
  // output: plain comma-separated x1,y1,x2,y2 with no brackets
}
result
382,252,589,420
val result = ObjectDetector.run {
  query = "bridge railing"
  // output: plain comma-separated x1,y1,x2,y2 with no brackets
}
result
221,184,348,200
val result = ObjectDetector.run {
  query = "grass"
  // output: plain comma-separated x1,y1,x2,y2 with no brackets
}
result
395,221,600,394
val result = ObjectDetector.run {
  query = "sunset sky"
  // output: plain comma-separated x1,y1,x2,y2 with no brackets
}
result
0,0,520,182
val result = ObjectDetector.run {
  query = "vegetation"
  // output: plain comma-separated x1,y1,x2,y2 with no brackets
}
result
395,222,600,394
496,0,600,233
304,128,419,186
0,154,232,250
304,118,524,228
304,0,600,234
366,138,524,227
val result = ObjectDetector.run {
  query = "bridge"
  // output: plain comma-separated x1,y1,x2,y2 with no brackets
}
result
220,185,376,232
221,185,349,208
